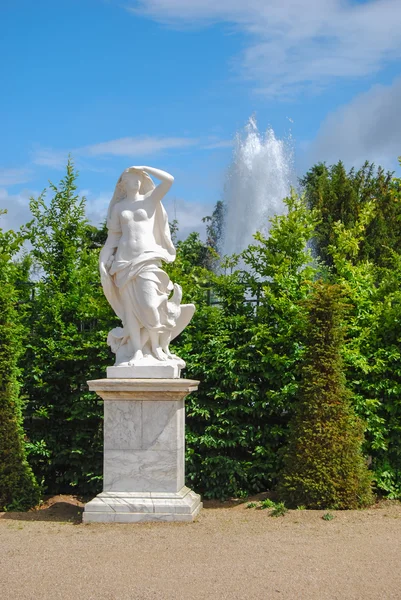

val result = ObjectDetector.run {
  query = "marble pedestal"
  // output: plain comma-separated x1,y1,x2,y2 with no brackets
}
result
83,378,202,523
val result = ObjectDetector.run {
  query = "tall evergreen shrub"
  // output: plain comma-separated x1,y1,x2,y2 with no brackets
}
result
279,282,373,509
0,221,40,510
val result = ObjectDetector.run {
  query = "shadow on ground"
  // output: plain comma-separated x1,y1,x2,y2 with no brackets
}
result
1,503,83,523
0,495,85,524
0,491,277,523
202,491,273,510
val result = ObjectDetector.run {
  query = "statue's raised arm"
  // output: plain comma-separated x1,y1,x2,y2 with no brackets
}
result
133,165,174,203
100,165,195,378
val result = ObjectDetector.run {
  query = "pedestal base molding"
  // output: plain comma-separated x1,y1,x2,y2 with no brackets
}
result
83,486,202,523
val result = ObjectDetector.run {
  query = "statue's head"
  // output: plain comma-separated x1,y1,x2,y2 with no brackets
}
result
121,171,142,195
114,167,155,200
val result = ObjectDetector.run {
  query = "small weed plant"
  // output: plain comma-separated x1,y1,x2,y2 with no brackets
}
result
271,502,288,517
246,498,288,517
259,498,276,510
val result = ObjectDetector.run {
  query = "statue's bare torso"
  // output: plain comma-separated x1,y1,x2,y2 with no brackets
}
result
113,195,163,263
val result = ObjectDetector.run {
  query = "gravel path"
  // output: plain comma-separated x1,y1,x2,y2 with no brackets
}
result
1,497,401,600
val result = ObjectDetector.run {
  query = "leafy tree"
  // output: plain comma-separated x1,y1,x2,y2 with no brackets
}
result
364,261,401,498
2,154,399,506
22,161,115,494
279,282,373,509
301,161,399,267
176,232,215,272
329,160,401,499
85,220,108,250
172,191,317,498
0,214,40,510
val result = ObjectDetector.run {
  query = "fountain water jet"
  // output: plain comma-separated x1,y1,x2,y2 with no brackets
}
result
221,117,293,257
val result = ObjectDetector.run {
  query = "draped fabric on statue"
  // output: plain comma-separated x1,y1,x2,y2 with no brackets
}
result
119,266,175,332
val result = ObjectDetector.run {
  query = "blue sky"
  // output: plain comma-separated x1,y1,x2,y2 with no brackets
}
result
1,0,401,236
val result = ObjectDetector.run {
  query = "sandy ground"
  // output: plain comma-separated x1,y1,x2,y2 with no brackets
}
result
1,495,401,600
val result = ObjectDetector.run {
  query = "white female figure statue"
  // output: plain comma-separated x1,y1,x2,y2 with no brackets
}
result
100,166,195,370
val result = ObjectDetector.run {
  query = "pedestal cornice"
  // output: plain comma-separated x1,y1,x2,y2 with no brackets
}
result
87,378,200,401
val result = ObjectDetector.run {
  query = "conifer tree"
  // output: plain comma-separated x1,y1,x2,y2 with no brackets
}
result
0,217,40,510
279,281,374,509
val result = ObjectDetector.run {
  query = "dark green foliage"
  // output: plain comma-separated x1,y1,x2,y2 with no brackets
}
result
171,192,317,499
175,232,215,272
279,282,373,509
323,196,401,498
22,162,115,494
339,237,401,498
299,159,401,498
301,161,400,267
0,218,40,510
2,156,401,505
85,220,108,249
368,167,401,495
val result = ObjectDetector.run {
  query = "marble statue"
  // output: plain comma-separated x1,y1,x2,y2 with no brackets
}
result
99,166,195,374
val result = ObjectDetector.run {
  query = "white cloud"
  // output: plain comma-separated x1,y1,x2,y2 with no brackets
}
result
32,148,70,169
202,139,234,150
0,168,33,186
31,135,199,170
0,186,111,234
83,136,198,157
127,0,401,96
306,77,401,171
0,188,33,232
84,191,112,227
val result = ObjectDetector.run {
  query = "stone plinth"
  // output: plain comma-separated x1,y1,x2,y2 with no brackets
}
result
83,378,202,523
106,358,183,379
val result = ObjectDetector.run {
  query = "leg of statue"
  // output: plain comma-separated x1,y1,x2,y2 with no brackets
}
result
119,286,143,363
126,312,143,364
134,276,169,361
149,329,168,361
159,330,174,358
